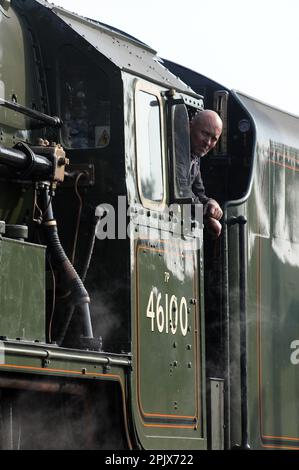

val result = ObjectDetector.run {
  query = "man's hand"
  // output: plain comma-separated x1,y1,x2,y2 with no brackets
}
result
203,199,222,239
205,217,222,239
204,199,223,220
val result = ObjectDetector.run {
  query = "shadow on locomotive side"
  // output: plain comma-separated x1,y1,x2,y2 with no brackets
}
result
0,0,299,450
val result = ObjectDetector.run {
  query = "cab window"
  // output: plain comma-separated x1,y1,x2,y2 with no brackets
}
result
172,103,192,200
135,88,164,205
58,45,110,149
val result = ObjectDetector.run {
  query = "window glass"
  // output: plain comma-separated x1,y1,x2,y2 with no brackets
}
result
136,90,163,202
271,141,299,242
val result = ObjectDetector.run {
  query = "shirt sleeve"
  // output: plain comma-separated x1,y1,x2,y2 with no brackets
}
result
191,167,210,205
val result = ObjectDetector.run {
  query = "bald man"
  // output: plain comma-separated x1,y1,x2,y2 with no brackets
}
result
189,110,223,239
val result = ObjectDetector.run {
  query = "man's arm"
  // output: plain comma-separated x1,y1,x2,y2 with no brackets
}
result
191,168,210,205
192,169,223,220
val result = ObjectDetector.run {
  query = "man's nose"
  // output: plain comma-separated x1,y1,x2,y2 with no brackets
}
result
204,135,211,146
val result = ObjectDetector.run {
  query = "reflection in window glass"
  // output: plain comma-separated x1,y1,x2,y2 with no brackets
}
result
271,141,299,242
136,91,163,202
172,104,192,199
59,46,110,149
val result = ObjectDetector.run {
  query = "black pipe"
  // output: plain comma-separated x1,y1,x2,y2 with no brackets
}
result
0,143,52,178
0,97,62,128
41,189,94,344
238,216,250,450
222,217,231,449
227,215,250,450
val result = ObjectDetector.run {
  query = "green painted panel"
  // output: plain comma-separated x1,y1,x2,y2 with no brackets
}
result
132,236,206,449
240,139,299,449
0,237,45,341
254,240,299,443
137,244,198,417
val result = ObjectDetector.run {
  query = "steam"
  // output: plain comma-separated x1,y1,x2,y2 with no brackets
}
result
89,281,129,353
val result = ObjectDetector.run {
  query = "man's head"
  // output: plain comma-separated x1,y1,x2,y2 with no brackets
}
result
190,110,223,157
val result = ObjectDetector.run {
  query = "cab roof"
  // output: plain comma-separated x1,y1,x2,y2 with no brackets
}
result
32,0,200,97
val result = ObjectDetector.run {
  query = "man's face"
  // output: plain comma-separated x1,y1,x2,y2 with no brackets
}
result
190,116,222,157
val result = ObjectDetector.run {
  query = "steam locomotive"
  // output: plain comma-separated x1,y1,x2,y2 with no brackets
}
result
1,0,299,450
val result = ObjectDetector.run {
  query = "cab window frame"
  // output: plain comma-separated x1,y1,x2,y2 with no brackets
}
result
134,80,166,211
168,100,193,203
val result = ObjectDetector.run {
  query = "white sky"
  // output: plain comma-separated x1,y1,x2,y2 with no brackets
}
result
51,0,299,116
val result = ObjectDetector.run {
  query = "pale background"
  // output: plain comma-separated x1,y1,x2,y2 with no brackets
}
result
51,0,299,116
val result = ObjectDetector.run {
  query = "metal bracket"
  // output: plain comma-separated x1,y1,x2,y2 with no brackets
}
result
42,358,51,368
64,164,95,187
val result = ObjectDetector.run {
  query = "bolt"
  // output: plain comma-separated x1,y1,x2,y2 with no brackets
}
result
103,365,111,373
57,157,66,167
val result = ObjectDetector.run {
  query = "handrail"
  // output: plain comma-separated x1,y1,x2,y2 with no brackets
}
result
227,215,250,450
0,98,62,128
